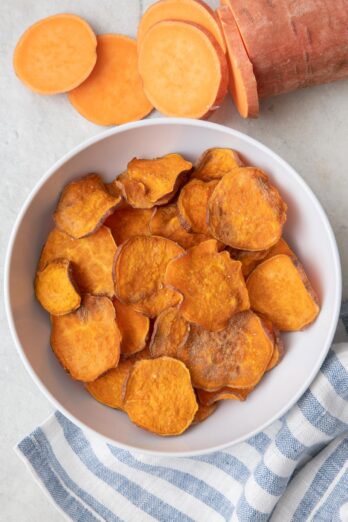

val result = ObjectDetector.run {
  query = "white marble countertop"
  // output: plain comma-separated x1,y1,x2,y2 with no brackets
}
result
1,1,347,520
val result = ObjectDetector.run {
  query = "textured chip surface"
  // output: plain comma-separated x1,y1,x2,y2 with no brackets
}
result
177,179,218,234
113,298,150,356
193,147,244,181
105,206,152,244
192,402,217,424
196,386,252,406
149,307,190,358
86,359,133,409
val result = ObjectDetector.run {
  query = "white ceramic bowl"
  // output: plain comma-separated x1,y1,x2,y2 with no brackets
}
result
5,118,341,456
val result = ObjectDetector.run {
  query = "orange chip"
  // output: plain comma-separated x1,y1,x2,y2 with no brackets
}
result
165,239,249,331
116,154,192,208
192,147,244,182
228,248,270,278
149,307,190,358
192,402,217,424
263,237,296,261
54,174,121,239
105,180,123,199
35,259,81,315
177,310,274,390
51,295,121,381
267,330,284,371
124,356,198,435
247,254,320,331
208,168,287,250
115,235,184,317
105,206,152,244
86,359,133,409
177,179,218,234
39,226,116,297
149,204,210,249
196,386,252,406
113,298,150,356
126,345,152,362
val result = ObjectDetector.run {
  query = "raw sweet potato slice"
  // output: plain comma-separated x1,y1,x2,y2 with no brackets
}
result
138,20,228,118
247,254,320,331
208,167,287,250
165,239,249,331
196,386,252,406
137,0,226,52
68,34,153,125
192,147,244,182
51,295,121,382
113,298,150,356
86,359,133,410
39,226,116,297
149,307,190,358
54,174,121,239
192,402,217,424
177,179,218,234
105,206,153,244
150,204,210,249
124,357,198,436
13,14,97,95
115,235,184,317
35,259,80,315
116,154,192,209
216,6,259,118
177,310,273,390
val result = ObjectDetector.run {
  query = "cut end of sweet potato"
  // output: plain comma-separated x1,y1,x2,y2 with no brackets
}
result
86,359,133,409
149,307,190,358
196,386,252,406
177,179,218,235
113,298,150,356
165,239,250,331
51,295,121,382
68,34,153,125
35,259,81,315
105,206,152,244
247,254,320,331
192,147,244,182
13,14,97,95
138,20,228,118
124,356,198,436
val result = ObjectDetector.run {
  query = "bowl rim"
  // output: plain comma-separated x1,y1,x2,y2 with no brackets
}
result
4,117,342,457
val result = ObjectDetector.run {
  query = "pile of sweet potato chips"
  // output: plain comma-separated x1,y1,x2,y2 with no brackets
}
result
35,148,320,436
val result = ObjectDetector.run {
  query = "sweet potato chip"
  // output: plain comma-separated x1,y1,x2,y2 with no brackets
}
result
267,331,284,371
54,174,121,239
39,226,116,297
192,402,217,424
51,295,121,381
86,359,133,409
177,179,218,234
192,147,244,182
149,307,190,358
165,239,249,331
228,248,270,277
115,235,184,317
247,254,320,331
113,298,150,356
208,168,287,250
149,204,209,249
263,238,296,261
124,356,197,436
196,386,252,406
126,345,152,362
176,310,273,390
35,259,81,315
105,180,123,199
105,206,152,244
116,154,192,208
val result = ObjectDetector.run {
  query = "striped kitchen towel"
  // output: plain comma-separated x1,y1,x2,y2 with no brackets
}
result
16,315,348,522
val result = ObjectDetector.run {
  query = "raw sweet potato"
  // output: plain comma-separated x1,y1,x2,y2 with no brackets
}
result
105,206,153,244
208,168,287,250
116,154,192,209
247,254,320,331
86,359,133,410
51,295,121,381
114,235,184,317
137,0,226,52
192,147,244,182
216,6,259,118
196,386,252,406
35,259,80,315
13,14,97,95
39,226,117,297
177,179,218,235
192,402,217,424
165,239,249,331
138,20,228,118
113,298,150,356
149,307,190,358
68,34,153,125
124,357,198,436
54,174,121,239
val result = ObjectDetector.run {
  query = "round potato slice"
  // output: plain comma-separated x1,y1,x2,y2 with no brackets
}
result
192,147,244,182
124,357,198,436
51,295,121,381
35,259,81,315
177,179,218,234
115,235,184,317
165,239,250,331
208,167,287,250
196,386,252,406
113,298,150,356
247,254,320,331
54,174,121,239
149,307,190,358
192,402,217,424
86,359,133,409
228,248,270,278
105,206,153,245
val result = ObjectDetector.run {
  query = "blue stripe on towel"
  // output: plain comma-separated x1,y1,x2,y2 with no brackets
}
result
236,493,269,522
192,452,250,482
314,468,348,521
298,389,346,437
321,352,348,400
247,433,271,454
253,462,289,497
